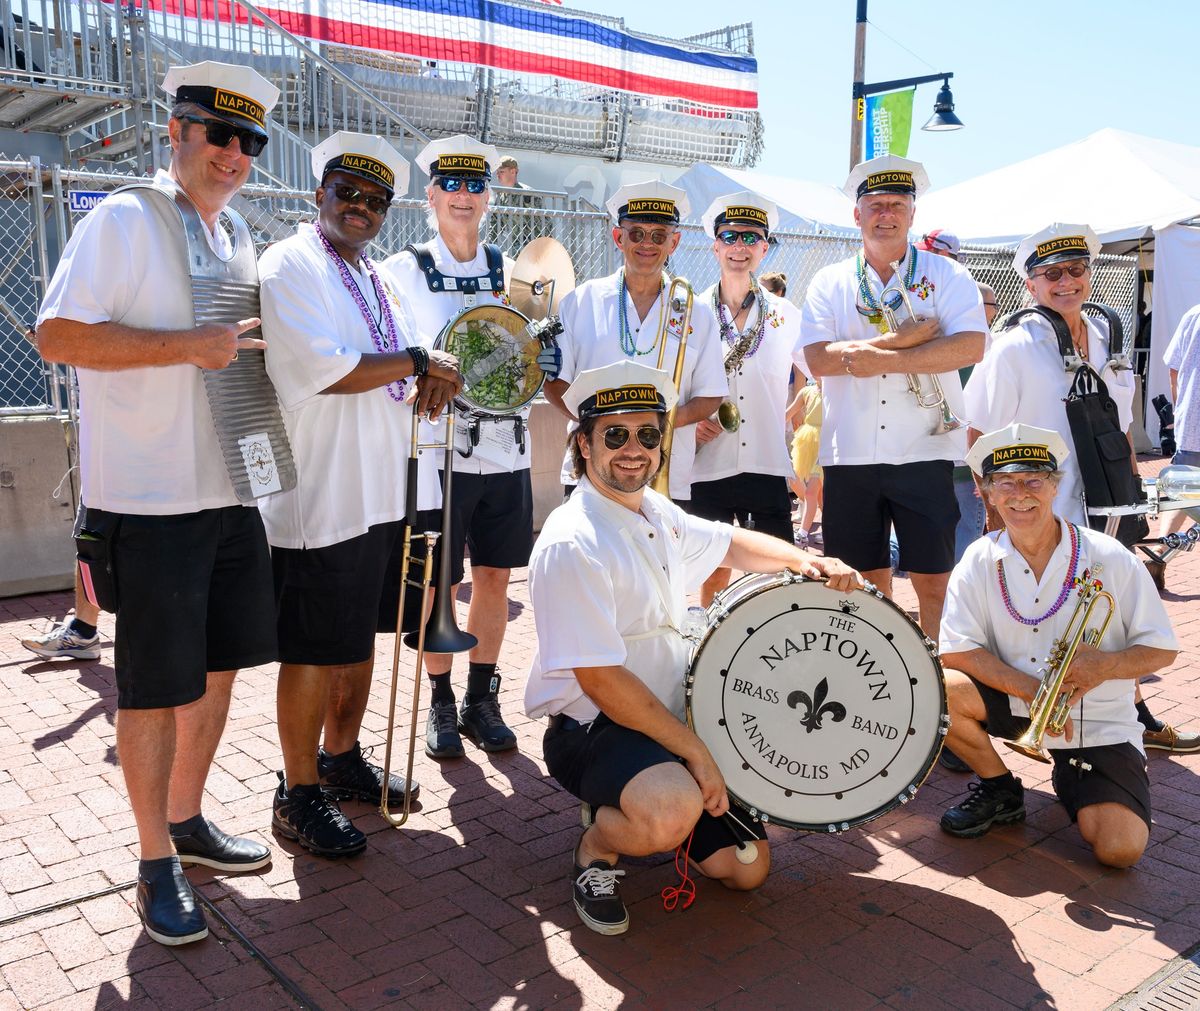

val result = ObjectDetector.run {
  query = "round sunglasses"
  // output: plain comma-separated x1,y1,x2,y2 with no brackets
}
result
621,226,674,247
1031,263,1090,282
989,476,1048,495
602,424,663,451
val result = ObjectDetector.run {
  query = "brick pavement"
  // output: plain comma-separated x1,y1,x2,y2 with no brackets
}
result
3,466,1200,1010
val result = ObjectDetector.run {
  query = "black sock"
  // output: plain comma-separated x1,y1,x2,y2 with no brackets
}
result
139,855,179,880
465,662,498,703
1136,700,1163,733
981,771,1018,793
428,672,455,705
69,618,97,639
168,813,205,836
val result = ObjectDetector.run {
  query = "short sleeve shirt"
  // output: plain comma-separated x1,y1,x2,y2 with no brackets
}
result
1164,304,1200,454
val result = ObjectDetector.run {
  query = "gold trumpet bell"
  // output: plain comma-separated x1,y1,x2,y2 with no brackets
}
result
717,401,741,432
1003,731,1051,764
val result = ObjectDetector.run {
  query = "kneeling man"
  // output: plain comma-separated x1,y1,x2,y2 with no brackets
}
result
938,424,1178,868
524,361,862,934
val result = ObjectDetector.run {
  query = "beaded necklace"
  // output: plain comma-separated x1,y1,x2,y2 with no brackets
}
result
713,276,767,368
314,223,406,402
618,270,666,357
997,522,1081,626
856,243,918,317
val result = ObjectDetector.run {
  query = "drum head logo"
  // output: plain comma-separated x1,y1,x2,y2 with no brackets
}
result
688,582,944,831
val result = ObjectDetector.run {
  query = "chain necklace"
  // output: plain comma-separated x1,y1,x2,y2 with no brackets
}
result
314,224,406,402
714,276,767,372
996,522,1081,626
856,243,918,315
618,270,666,357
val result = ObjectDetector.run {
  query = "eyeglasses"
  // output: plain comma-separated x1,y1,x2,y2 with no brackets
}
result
434,176,488,194
602,424,663,451
1031,263,1090,282
178,115,268,158
622,226,674,247
330,183,391,215
990,476,1048,495
717,230,768,247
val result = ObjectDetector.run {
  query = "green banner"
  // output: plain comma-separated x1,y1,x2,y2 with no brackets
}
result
864,88,915,159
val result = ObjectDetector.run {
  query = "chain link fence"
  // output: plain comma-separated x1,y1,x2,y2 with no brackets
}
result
2,156,1141,419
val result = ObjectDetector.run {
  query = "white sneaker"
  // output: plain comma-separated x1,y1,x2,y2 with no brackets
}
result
20,621,101,660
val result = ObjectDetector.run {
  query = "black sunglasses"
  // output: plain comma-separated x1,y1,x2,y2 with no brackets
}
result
1032,263,1090,282
330,183,391,215
717,229,768,246
434,176,488,194
602,424,662,451
179,115,268,158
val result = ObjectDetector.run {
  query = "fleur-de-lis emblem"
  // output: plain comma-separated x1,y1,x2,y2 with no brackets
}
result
787,678,847,734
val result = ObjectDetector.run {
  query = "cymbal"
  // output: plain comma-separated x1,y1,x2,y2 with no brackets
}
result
509,237,576,319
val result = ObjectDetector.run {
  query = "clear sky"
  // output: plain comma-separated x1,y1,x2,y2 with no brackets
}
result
597,0,1194,191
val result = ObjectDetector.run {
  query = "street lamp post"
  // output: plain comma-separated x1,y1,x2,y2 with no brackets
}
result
849,0,962,171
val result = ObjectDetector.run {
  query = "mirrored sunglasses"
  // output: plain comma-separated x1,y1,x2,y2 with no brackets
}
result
331,183,391,215
717,229,768,246
1032,263,1090,282
622,226,673,247
435,176,488,194
602,424,663,451
179,115,268,158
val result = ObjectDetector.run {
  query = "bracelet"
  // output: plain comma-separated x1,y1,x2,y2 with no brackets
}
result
407,345,429,377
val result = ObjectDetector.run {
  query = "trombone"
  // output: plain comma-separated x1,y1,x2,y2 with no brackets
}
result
650,275,694,497
1005,574,1115,763
871,260,963,437
380,404,478,827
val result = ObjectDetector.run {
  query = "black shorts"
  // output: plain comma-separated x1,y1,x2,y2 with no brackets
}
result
104,505,276,710
822,461,958,573
414,470,534,587
974,681,1152,831
689,473,793,543
543,714,767,864
272,521,402,666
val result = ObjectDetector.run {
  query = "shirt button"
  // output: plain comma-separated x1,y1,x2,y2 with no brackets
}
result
880,424,886,430
1024,569,1030,574
881,400,886,405
1033,628,1038,633
882,374,887,378
648,532,654,538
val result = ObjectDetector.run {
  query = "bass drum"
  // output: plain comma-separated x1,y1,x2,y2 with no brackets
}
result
433,304,546,416
686,572,947,833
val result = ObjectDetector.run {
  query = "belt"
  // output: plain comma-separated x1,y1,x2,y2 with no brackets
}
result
548,714,591,734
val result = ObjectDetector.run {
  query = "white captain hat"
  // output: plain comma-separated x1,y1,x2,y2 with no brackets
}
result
415,135,500,179
701,190,779,237
311,131,408,197
162,62,280,139
965,423,1071,479
563,360,678,421
1013,223,1101,279
605,179,689,226
843,155,930,202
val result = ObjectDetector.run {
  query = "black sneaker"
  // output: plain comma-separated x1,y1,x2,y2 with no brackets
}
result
136,858,208,946
271,773,367,857
573,854,628,936
171,817,271,873
938,746,972,774
318,741,419,805
459,693,517,752
940,778,1026,839
426,699,465,759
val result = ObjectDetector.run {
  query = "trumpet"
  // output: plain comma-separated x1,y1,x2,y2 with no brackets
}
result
1004,574,1115,764
380,404,478,827
877,261,963,437
650,275,694,497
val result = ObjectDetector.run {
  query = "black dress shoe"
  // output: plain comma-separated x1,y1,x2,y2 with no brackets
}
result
136,858,208,946
171,817,272,872
318,740,419,804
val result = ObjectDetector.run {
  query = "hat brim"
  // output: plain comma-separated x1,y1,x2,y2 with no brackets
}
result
322,164,395,197
1029,251,1092,271
580,404,667,421
988,461,1058,476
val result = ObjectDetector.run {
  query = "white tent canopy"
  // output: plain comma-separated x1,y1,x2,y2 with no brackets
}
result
672,162,855,235
915,128,1200,246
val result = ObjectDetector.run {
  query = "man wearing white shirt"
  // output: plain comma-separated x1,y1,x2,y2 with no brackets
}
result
382,135,558,760
544,179,727,506
938,425,1177,867
800,156,987,641
259,133,462,856
691,191,808,603
525,361,861,935
36,62,279,946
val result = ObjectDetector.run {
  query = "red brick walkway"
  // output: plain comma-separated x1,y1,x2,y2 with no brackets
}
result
2,470,1199,1009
